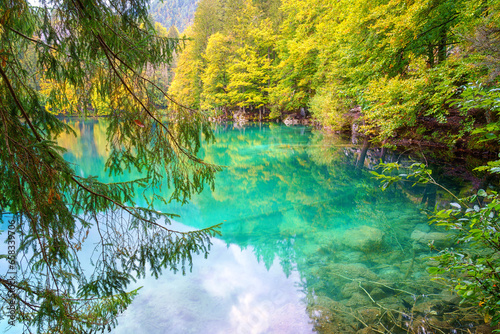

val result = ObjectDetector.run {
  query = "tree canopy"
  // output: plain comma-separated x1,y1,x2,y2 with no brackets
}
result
170,0,500,148
0,0,221,332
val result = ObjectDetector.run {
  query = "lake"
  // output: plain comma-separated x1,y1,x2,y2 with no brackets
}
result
1,119,474,333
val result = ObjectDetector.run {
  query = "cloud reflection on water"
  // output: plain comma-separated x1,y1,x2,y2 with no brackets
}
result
113,234,313,334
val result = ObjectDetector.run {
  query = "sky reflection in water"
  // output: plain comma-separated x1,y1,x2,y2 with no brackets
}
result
113,229,313,334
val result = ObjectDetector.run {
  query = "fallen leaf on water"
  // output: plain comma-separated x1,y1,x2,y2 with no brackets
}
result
134,120,145,127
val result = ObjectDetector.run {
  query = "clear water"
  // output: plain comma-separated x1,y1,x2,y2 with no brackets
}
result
2,120,457,333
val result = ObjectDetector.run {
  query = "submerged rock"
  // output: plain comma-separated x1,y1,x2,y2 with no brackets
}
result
358,308,380,324
341,282,361,298
344,292,371,308
341,225,385,252
410,229,452,248
335,250,364,263
369,287,387,301
326,263,379,283
414,223,431,233
356,327,376,334
376,266,402,281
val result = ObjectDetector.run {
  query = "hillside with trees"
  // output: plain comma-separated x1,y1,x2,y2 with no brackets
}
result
169,0,500,151
150,0,200,33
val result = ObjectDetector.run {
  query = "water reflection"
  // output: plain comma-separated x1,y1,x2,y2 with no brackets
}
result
113,235,313,334
52,119,459,333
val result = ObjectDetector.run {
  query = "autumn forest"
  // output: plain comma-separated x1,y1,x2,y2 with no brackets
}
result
169,0,500,150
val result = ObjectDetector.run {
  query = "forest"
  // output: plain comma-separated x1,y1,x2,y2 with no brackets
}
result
149,0,199,33
169,0,500,150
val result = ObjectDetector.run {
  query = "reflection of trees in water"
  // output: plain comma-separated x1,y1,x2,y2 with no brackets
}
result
59,119,112,177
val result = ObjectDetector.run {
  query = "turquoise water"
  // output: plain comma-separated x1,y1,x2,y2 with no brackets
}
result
2,120,460,333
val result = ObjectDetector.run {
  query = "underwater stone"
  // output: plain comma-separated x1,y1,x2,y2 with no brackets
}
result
358,308,380,324
344,292,371,308
412,242,431,253
369,287,387,301
340,282,360,298
336,250,364,263
377,266,402,281
341,226,385,252
411,230,451,248
356,327,376,334
475,324,497,333
414,223,431,233
329,263,379,281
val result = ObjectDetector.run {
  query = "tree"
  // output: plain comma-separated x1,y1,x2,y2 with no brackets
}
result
168,26,205,109
168,0,224,110
270,0,324,114
200,32,234,113
224,2,275,113
0,0,221,332
299,0,498,145
226,42,273,111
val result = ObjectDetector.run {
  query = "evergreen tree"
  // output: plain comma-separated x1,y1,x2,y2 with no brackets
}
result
0,0,221,332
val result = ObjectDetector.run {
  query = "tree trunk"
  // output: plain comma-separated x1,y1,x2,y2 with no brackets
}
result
421,183,437,209
380,147,386,164
427,44,435,68
356,137,370,168
438,30,447,63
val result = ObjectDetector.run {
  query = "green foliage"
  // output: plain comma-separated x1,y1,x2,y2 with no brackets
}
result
363,74,428,139
371,162,436,189
200,32,233,110
308,86,350,129
305,0,496,142
0,0,222,331
169,0,500,144
165,0,500,152
270,0,324,113
428,191,500,327
457,83,500,113
170,0,279,114
373,162,500,328
168,26,205,109
452,82,500,172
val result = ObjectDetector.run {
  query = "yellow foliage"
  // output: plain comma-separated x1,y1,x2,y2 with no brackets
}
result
40,78,79,114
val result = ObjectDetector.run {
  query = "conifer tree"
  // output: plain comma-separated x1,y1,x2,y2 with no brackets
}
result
0,0,221,332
